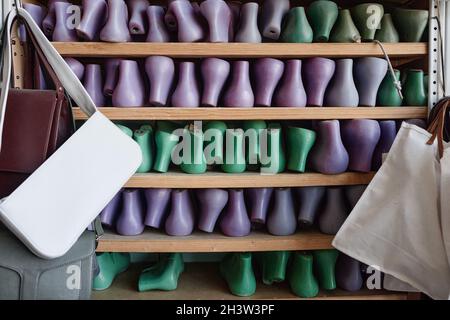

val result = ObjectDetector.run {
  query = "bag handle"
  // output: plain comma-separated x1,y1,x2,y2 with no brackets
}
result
16,7,96,115
0,8,97,152
18,0,65,91
24,22,64,92
0,11,15,152
427,97,450,158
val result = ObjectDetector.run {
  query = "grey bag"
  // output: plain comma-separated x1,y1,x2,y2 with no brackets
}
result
0,227,96,300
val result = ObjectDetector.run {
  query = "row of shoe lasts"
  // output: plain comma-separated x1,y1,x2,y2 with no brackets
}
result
93,250,377,298
62,56,428,108
116,118,426,175
93,252,185,292
221,250,371,297
23,0,428,43
100,184,367,237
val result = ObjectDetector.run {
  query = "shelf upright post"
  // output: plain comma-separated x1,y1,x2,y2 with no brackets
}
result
429,0,448,109
1,0,13,90
445,0,450,96
2,0,26,89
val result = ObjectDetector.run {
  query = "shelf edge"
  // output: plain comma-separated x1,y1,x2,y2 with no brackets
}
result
73,107,428,120
96,231,334,253
124,172,375,188
54,42,428,58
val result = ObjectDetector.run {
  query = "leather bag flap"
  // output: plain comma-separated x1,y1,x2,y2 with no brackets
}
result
0,89,58,174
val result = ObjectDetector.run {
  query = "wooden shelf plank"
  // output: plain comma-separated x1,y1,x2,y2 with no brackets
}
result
124,172,375,188
92,263,410,300
74,107,428,120
97,230,334,253
54,42,427,58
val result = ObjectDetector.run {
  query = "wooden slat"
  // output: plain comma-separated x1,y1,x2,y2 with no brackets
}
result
125,172,375,188
97,230,334,253
92,263,411,300
54,42,427,58
22,0,43,4
407,292,423,300
74,107,428,120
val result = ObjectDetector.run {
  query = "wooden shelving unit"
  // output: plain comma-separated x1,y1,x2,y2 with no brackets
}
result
97,230,334,253
63,40,425,300
92,263,413,300
53,42,427,58
125,172,375,188
23,0,428,300
73,107,428,121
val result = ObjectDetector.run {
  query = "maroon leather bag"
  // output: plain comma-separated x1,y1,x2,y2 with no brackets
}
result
0,20,74,198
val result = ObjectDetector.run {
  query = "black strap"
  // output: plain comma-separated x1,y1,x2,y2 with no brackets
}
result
94,216,104,242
